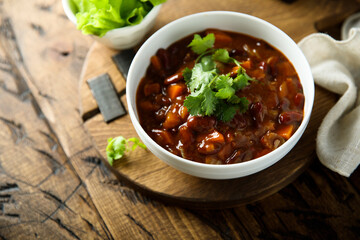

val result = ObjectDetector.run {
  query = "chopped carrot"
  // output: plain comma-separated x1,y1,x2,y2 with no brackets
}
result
241,60,252,70
150,55,162,71
278,81,288,98
153,129,173,145
276,124,294,140
167,83,186,100
163,109,181,129
277,61,296,77
250,69,265,80
144,83,160,96
229,66,240,77
206,29,233,48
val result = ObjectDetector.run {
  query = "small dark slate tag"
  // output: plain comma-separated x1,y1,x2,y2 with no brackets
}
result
87,73,126,123
112,49,136,79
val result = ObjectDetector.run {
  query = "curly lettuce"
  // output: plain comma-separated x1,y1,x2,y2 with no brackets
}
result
71,0,166,37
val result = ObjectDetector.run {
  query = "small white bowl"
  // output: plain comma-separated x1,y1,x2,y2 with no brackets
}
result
62,0,162,49
127,11,314,179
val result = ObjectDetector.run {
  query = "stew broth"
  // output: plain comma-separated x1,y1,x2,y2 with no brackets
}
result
136,29,304,164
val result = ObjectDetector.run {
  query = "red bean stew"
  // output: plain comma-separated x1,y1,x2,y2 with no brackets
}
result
136,29,304,164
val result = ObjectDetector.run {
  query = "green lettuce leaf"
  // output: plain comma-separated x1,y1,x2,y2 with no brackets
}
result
71,0,166,37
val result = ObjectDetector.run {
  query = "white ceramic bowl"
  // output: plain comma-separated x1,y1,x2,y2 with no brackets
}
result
62,0,162,49
127,11,314,179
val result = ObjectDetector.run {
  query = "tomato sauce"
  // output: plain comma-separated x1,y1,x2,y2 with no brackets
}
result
136,29,304,164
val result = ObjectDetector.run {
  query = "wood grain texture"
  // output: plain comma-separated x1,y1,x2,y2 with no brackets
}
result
1,0,360,239
0,18,110,239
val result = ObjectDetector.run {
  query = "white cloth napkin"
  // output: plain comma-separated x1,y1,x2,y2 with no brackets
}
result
298,28,360,177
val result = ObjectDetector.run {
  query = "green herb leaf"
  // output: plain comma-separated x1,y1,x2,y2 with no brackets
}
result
106,136,146,166
183,96,203,116
188,63,216,92
238,97,250,113
201,86,218,115
183,33,254,122
200,55,216,71
215,86,235,100
233,72,252,90
215,102,239,122
188,33,215,55
213,48,231,63
215,74,233,90
182,67,192,83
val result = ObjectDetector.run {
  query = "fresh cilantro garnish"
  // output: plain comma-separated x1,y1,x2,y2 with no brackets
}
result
212,48,232,63
106,136,146,166
183,67,192,82
188,33,215,54
183,33,254,122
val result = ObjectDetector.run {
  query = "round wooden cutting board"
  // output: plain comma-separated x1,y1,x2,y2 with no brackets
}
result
79,42,336,209
77,0,354,208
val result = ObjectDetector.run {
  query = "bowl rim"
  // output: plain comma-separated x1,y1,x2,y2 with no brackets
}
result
127,11,314,173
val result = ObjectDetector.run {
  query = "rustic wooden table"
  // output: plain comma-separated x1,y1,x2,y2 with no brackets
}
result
1,0,360,239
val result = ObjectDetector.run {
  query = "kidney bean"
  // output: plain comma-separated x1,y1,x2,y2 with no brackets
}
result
164,72,184,85
187,116,216,132
157,48,172,72
250,102,266,124
259,61,269,73
294,93,304,107
178,125,194,145
278,111,303,124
